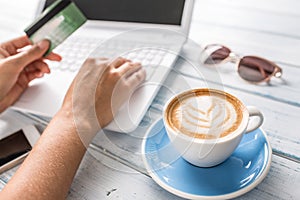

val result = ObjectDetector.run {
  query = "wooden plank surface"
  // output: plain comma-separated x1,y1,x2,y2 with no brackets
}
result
67,148,300,200
190,0,300,66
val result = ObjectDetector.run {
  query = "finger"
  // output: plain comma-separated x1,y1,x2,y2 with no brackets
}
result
5,40,50,72
0,47,10,58
44,52,62,61
16,71,30,90
94,57,109,65
117,61,142,76
97,57,109,61
126,67,146,88
26,70,44,81
24,68,46,82
79,57,108,73
109,57,130,68
26,60,51,74
1,35,31,55
93,57,110,71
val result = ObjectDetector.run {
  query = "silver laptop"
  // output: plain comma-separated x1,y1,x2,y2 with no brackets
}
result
12,0,194,132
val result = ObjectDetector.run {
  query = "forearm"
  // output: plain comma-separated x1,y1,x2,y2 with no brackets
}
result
0,55,145,199
0,109,93,200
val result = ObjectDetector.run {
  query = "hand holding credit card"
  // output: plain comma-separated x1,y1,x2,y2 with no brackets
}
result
25,0,87,54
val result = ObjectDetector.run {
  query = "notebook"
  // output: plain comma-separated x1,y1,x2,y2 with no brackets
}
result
12,0,195,132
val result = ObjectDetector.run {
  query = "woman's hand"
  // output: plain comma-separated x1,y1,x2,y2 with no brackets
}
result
0,45,145,200
0,36,61,112
60,57,146,145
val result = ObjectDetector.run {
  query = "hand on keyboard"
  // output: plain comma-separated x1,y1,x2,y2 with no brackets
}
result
61,57,146,146
50,37,167,81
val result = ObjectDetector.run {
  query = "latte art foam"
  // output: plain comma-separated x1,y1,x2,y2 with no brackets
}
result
168,91,243,139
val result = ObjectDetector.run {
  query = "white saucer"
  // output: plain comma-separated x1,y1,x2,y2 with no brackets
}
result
142,118,272,199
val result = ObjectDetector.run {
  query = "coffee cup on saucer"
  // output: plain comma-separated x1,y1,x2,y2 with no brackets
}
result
163,88,264,167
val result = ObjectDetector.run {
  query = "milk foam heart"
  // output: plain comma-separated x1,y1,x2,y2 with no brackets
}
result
167,90,243,139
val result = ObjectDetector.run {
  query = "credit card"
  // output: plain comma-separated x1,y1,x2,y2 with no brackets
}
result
24,0,87,55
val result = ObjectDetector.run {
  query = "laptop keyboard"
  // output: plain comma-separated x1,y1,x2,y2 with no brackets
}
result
49,37,169,81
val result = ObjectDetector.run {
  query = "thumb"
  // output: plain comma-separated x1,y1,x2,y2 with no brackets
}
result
7,40,50,72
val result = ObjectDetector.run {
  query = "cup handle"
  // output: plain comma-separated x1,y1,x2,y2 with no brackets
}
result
245,106,264,133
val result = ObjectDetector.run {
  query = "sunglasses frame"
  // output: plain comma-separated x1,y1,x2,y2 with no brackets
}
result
201,44,282,83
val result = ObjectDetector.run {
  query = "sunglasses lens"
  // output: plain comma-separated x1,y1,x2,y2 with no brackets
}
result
238,56,276,82
201,45,231,64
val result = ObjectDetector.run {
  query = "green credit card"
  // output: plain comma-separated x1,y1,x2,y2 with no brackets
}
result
24,0,87,55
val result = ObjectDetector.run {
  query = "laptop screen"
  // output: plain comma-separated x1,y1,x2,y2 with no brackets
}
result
44,0,185,25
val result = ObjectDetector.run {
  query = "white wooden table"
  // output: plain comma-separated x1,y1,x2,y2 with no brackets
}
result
0,0,299,199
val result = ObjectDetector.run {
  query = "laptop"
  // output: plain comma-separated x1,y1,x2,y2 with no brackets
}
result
12,0,194,132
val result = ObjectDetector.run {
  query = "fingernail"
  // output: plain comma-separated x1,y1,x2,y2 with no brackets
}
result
37,40,50,50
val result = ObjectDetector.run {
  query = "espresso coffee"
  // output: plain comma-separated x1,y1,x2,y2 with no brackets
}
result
166,89,244,139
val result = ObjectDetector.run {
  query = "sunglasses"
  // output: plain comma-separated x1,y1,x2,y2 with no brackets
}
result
200,44,282,83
